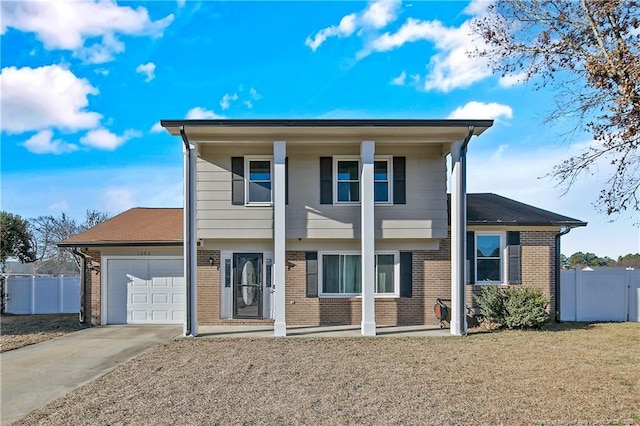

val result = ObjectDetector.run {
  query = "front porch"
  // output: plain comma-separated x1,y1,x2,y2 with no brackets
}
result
196,324,452,338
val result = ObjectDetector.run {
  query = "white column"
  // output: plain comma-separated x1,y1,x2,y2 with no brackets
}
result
361,140,376,336
273,140,287,337
450,141,467,336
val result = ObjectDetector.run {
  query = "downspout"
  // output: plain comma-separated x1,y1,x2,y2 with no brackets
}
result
180,126,197,337
451,126,474,336
72,248,87,324
458,126,474,334
555,227,572,322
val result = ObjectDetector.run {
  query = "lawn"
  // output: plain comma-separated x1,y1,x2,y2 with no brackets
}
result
15,322,640,425
1,314,88,352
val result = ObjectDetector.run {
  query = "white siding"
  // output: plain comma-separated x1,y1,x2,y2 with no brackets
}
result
196,143,447,240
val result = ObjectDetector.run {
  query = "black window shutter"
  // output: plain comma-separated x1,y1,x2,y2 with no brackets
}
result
467,231,475,284
399,251,412,297
285,157,289,205
306,252,318,297
507,231,521,284
231,157,244,205
393,157,406,205
320,157,333,204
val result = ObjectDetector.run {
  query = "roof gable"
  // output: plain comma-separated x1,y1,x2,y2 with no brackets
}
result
60,208,183,247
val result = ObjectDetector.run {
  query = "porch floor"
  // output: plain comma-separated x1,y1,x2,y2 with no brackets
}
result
196,324,452,338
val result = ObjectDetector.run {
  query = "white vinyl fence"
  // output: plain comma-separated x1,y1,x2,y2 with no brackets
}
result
560,268,640,322
3,275,80,315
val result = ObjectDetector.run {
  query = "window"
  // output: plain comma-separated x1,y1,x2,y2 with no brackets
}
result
246,158,272,204
476,233,504,283
336,160,359,203
374,160,390,203
334,157,392,204
320,252,398,296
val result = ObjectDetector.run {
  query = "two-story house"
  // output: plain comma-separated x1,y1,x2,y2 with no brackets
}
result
61,119,586,337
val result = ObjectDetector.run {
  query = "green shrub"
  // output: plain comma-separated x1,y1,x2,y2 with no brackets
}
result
474,285,551,329
503,287,551,329
473,285,507,327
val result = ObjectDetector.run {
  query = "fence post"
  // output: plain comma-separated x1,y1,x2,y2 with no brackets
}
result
59,275,65,314
31,275,36,314
575,268,582,321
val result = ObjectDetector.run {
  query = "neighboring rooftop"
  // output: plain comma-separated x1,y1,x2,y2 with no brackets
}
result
462,193,587,227
59,208,183,247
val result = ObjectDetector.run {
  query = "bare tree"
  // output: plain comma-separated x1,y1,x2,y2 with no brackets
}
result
471,0,640,216
31,210,110,273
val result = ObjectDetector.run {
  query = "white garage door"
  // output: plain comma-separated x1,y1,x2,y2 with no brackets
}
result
106,258,184,324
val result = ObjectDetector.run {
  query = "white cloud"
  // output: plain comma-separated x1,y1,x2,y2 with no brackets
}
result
177,0,187,8
150,122,164,133
80,128,141,150
448,101,513,121
103,187,136,213
498,72,528,87
306,0,401,51
136,62,156,82
94,68,109,76
362,0,401,29
185,107,224,119
219,93,238,110
306,13,357,51
0,65,101,133
391,70,406,86
75,32,125,64
23,129,78,155
244,100,254,109
366,18,492,91
249,87,261,100
1,0,174,63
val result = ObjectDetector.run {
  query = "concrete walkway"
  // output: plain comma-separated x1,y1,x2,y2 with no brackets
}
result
1,325,180,425
197,324,452,338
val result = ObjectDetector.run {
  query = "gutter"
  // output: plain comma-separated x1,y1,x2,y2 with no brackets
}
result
180,126,197,337
71,248,88,324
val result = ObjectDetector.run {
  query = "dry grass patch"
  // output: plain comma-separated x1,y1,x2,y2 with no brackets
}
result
1,314,88,352
16,322,640,425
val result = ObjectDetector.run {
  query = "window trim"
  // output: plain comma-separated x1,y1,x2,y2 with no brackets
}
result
474,231,506,284
244,156,273,206
318,251,400,298
332,156,393,206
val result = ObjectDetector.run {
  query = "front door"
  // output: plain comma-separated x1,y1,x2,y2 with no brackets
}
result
233,253,263,318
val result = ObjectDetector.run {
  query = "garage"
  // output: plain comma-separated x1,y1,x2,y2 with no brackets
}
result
105,257,184,324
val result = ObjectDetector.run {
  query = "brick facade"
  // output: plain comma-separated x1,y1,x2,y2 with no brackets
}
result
82,231,557,327
84,249,102,326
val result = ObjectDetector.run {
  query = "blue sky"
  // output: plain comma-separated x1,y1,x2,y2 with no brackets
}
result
1,0,638,258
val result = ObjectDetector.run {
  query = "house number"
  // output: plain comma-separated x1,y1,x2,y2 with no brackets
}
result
137,251,152,256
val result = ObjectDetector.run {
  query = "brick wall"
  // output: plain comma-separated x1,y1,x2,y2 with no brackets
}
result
85,249,101,326
466,231,557,316
197,250,220,324
195,231,557,326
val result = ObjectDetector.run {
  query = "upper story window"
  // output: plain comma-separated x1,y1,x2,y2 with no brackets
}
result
333,157,392,205
475,232,504,283
246,158,272,205
374,160,390,203
336,160,360,203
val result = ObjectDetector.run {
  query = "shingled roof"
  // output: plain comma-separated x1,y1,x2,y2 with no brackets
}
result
59,208,183,247
462,193,586,227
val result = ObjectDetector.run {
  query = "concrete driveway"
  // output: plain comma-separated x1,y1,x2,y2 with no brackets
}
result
1,325,180,425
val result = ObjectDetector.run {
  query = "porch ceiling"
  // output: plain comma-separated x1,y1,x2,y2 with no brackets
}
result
160,119,493,146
